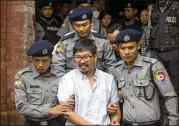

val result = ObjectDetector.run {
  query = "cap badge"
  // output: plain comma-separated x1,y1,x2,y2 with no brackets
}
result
82,14,87,19
87,0,91,3
42,48,48,55
127,3,131,7
49,2,52,6
124,35,130,42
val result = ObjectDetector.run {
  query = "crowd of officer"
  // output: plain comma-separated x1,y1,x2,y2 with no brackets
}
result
14,0,179,126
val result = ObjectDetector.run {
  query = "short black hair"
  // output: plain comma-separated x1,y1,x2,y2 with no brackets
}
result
106,23,123,33
73,39,97,55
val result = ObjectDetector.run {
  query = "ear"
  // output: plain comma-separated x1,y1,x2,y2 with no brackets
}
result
137,42,141,50
134,8,138,15
94,54,97,62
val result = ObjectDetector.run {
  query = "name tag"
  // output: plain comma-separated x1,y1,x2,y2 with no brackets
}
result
166,16,177,23
30,85,39,88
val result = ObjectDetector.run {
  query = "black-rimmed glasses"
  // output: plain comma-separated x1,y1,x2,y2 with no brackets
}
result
74,55,94,62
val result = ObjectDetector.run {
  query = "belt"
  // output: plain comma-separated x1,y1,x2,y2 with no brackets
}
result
25,119,52,126
123,120,161,126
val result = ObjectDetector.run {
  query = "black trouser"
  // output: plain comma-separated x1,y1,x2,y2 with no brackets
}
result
122,120,161,126
24,116,66,126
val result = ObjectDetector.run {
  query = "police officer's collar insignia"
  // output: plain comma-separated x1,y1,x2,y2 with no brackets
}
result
82,14,87,19
70,10,73,14
124,35,130,42
42,48,48,55
127,3,131,7
49,2,52,6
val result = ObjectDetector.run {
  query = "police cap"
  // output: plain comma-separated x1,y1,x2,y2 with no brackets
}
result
69,7,93,21
112,29,142,44
76,0,94,6
26,40,54,57
38,1,53,8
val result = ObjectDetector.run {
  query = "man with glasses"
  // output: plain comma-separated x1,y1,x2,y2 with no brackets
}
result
57,39,121,125
52,7,116,77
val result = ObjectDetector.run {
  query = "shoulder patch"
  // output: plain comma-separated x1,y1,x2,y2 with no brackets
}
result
141,56,157,64
14,74,23,89
92,32,107,39
56,42,63,54
61,32,75,41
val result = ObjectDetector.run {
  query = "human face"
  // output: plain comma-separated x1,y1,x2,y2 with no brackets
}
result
140,10,149,25
41,6,53,18
72,19,91,38
61,3,71,16
118,42,140,66
74,51,97,73
102,14,111,27
32,56,51,74
124,8,137,19
78,3,92,9
107,30,120,52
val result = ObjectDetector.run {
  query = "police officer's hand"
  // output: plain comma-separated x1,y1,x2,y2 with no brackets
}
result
49,104,69,115
67,95,75,110
110,120,120,125
107,103,118,115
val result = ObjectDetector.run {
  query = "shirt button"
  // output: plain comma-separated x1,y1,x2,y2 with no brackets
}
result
129,83,131,86
128,71,131,74
131,94,133,97
45,102,48,104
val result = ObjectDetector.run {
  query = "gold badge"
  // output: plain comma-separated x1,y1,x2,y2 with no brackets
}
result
14,74,23,89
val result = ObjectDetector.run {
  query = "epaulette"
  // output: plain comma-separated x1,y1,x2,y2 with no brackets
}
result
141,56,157,64
92,32,107,39
61,32,75,41
18,66,32,75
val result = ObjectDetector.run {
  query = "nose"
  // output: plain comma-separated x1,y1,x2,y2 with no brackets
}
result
80,58,86,63
38,61,43,68
124,48,130,54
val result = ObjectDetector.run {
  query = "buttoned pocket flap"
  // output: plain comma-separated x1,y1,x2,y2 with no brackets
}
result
27,88,42,93
118,78,125,88
134,80,149,86
51,86,58,92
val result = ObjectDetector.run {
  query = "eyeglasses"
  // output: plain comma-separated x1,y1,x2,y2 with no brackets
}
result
74,55,94,62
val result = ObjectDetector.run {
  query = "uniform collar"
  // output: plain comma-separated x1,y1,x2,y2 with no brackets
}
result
76,67,98,81
73,31,96,42
122,53,143,69
40,16,54,24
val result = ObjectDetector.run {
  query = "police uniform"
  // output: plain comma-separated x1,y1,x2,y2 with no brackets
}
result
52,7,116,77
37,1,61,45
14,40,65,126
56,0,100,38
112,29,179,126
149,0,179,106
123,2,143,34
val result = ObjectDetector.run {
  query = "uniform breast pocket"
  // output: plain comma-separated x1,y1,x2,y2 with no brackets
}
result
27,88,42,105
96,51,103,69
134,80,155,100
66,51,75,69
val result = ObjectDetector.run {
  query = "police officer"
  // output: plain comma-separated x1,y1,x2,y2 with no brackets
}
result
52,7,116,77
123,1,142,34
52,0,72,25
14,40,74,126
56,0,100,38
112,29,179,126
106,23,122,61
36,1,61,45
149,0,179,111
